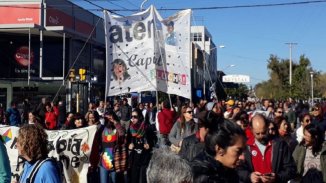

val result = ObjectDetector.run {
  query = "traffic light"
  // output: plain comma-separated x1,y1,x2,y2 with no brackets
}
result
79,68,86,81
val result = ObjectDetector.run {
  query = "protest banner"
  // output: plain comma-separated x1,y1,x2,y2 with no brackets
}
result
104,6,192,99
0,125,97,183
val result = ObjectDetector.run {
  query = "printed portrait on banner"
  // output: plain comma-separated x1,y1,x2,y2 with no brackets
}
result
104,6,192,99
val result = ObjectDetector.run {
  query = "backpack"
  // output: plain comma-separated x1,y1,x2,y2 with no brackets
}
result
23,158,62,183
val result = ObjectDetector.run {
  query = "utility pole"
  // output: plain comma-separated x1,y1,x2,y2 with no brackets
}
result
285,43,297,86
310,72,314,107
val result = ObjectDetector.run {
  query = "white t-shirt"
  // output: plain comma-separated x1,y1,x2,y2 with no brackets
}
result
303,147,321,176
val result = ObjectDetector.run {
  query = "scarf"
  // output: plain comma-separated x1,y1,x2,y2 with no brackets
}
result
129,121,146,138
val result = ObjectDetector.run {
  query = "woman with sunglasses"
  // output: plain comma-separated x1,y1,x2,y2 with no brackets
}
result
292,123,326,182
169,105,198,153
295,113,312,143
311,104,326,132
127,109,151,183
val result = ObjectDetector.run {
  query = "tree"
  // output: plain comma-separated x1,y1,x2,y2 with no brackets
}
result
255,54,322,100
225,84,249,100
315,73,326,98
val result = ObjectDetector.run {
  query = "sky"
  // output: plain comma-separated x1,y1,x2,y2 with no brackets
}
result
72,0,326,86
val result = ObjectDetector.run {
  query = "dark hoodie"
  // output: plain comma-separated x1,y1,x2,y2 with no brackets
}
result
191,151,239,183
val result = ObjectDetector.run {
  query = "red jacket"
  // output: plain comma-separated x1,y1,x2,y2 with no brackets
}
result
247,137,273,174
45,111,57,130
157,108,176,135
244,127,254,140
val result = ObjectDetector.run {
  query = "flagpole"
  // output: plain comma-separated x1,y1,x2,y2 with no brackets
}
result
103,10,110,111
153,8,173,108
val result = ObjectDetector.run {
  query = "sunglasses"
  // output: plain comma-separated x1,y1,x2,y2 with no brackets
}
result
185,111,193,114
313,108,320,111
131,115,138,119
277,111,283,114
269,127,275,131
305,119,311,123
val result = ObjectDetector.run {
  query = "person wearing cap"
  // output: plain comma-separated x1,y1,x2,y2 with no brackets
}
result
224,100,234,119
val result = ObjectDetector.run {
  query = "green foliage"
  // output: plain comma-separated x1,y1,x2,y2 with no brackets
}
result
316,73,326,98
256,54,322,100
225,84,249,100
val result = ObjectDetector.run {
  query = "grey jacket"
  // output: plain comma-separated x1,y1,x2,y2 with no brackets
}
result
168,119,198,147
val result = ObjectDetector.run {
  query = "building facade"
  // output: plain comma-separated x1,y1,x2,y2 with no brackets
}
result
0,0,106,113
191,26,218,101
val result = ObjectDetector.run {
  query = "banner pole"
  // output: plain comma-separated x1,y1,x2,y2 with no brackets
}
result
28,28,31,86
104,10,110,114
156,90,159,107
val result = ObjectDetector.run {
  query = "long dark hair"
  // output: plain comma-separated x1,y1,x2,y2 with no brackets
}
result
301,123,324,156
132,108,144,123
205,119,246,156
179,105,196,133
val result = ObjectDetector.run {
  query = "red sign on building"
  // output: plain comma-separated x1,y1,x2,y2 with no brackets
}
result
46,8,73,29
0,4,40,25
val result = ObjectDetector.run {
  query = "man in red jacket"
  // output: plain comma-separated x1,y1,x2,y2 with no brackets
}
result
157,100,176,147
237,113,296,183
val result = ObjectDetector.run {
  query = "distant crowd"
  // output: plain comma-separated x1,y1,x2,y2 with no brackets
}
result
0,96,326,183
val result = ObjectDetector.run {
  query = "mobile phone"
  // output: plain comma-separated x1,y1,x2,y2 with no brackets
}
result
263,173,272,176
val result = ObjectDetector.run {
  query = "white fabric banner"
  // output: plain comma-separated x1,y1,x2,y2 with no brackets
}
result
104,6,192,99
155,8,192,99
104,7,157,96
0,125,97,183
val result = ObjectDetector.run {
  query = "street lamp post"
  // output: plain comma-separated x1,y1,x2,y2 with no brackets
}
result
204,45,225,99
218,64,235,81
214,45,225,71
285,42,297,86
310,71,314,107
222,64,235,71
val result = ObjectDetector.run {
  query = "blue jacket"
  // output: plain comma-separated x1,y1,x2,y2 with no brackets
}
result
6,108,21,126
20,160,61,183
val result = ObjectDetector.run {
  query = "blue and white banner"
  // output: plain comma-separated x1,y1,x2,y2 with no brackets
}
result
104,6,192,99
155,8,192,99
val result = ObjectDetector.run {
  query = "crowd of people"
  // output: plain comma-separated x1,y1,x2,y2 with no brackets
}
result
0,96,326,183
